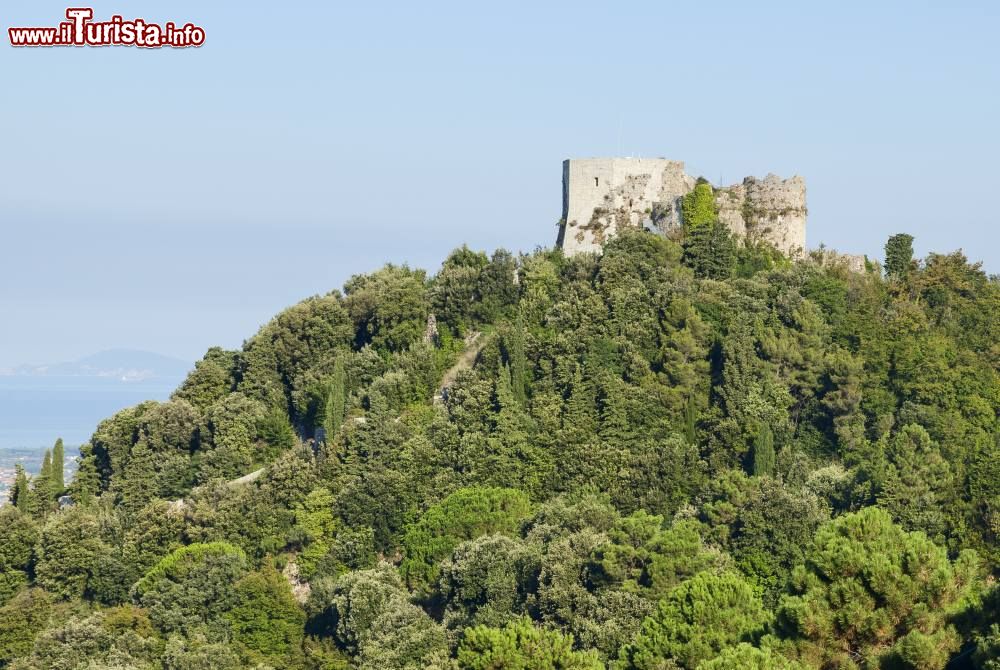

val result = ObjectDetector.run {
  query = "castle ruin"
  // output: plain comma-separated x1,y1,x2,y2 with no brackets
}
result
557,158,807,257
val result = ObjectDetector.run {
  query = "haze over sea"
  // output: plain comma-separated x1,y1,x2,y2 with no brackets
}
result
0,350,189,470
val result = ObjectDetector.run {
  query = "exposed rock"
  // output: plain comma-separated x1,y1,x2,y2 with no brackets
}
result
424,314,439,344
282,559,311,604
227,467,265,488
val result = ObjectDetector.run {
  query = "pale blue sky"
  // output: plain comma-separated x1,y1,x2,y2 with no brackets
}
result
2,1,998,368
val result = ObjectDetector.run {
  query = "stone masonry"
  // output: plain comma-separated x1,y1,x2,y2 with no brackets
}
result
557,158,807,257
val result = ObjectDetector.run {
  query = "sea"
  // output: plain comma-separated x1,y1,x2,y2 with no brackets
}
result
0,375,182,496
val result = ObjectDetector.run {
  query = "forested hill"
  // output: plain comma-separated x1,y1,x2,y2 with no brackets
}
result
3,227,1000,670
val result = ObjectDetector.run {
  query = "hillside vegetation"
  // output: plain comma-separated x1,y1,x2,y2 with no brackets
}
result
3,224,1000,670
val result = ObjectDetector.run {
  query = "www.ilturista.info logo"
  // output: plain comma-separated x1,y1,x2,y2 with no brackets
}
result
8,8,205,48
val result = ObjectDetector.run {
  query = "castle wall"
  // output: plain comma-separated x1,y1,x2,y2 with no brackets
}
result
716,175,807,256
559,158,807,258
812,248,868,274
560,158,694,255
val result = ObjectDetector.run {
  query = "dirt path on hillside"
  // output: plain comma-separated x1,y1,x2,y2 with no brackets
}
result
223,332,486,486
436,331,484,400
228,467,265,487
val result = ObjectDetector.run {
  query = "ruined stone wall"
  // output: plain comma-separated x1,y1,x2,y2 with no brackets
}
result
559,158,694,255
558,158,807,258
716,175,807,256
811,248,869,274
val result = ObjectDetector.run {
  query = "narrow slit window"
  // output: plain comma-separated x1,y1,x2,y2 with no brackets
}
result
594,177,599,187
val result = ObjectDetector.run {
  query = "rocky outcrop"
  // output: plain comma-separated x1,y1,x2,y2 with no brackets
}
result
282,559,311,604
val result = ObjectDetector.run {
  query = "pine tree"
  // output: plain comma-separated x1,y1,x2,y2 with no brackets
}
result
459,617,603,669
324,357,346,435
774,508,978,669
51,438,65,496
752,424,775,477
620,571,769,669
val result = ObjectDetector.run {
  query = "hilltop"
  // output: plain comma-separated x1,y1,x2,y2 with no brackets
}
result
1,229,999,669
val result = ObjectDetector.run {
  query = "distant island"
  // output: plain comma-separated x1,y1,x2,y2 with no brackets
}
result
0,349,190,458
1,349,192,383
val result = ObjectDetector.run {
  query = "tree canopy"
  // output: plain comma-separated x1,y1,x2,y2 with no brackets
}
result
4,229,999,669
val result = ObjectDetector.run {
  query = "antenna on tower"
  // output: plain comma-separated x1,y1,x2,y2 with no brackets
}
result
617,114,623,157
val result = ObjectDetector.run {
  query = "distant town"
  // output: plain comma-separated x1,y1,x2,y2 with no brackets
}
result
0,447,76,504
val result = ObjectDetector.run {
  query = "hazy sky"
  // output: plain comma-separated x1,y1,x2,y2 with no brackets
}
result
2,1,998,368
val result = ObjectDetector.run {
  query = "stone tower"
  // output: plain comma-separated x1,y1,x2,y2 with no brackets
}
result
557,157,806,257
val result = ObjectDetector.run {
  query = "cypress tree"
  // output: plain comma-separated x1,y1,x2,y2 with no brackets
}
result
51,438,65,495
752,424,775,477
324,357,346,435
563,366,598,440
884,233,915,279
11,465,30,510
35,451,52,504
684,394,698,445
489,364,537,492
495,364,516,419
509,316,528,407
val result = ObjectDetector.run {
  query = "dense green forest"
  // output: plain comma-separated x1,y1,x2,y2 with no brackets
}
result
3,217,1000,669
